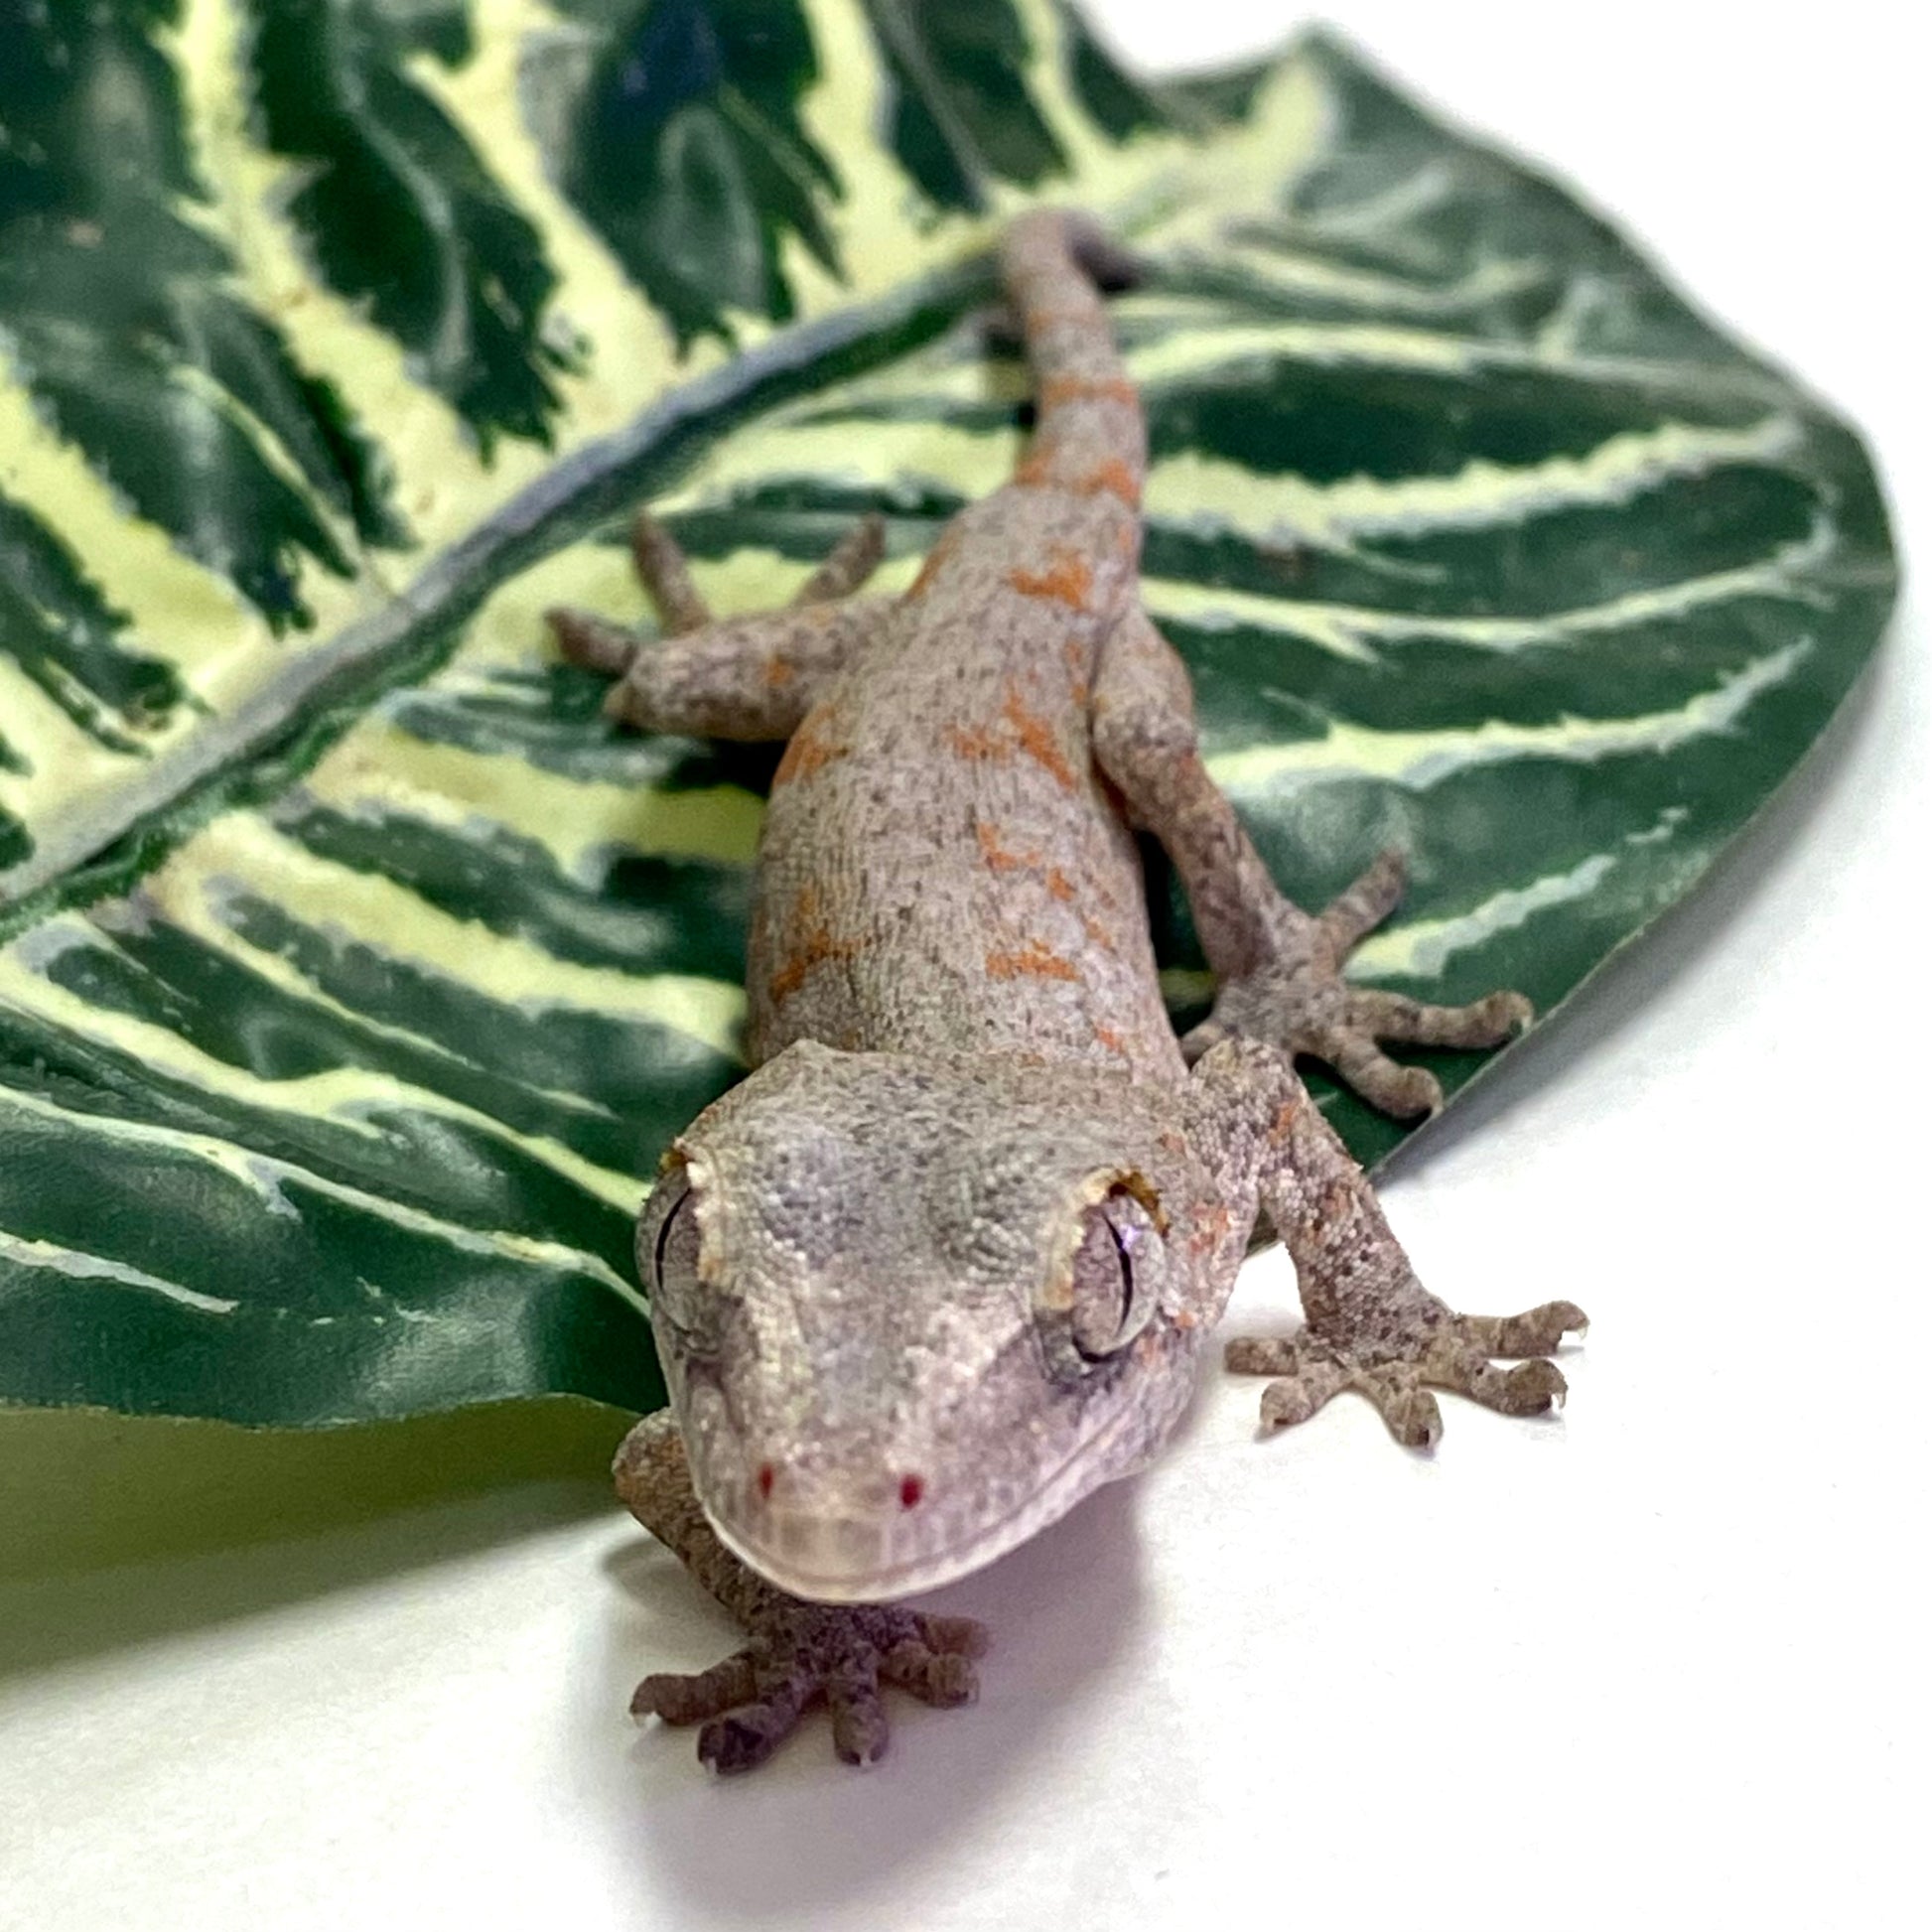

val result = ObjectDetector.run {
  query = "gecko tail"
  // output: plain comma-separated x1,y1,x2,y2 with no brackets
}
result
999,209,1148,508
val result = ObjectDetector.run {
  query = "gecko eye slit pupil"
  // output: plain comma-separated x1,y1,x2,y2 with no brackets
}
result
652,1184,692,1288
646,1179,705,1335
1068,1198,1139,1359
1059,1187,1165,1367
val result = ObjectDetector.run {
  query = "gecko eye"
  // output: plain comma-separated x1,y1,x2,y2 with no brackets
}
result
1064,1188,1163,1363
642,1173,704,1333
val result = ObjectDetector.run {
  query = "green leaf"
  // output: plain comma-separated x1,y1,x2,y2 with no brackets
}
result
1051,0,1173,141
0,0,401,627
0,489,186,759
860,0,1070,210
237,0,573,452
533,0,845,348
0,12,1895,1443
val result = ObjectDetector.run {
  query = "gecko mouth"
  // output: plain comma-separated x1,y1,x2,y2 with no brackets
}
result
687,1381,1168,1603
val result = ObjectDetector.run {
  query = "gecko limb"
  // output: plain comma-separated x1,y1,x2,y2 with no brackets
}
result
1090,609,1529,1118
1181,846,1532,1118
1195,1040,1586,1447
629,510,713,634
547,511,892,740
793,512,888,605
614,1413,987,1773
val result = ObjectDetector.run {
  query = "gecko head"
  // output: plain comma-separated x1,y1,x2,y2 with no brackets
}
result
638,1040,1232,1602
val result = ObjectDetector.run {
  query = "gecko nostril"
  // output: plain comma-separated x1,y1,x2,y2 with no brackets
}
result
756,1461,775,1501
898,1473,925,1510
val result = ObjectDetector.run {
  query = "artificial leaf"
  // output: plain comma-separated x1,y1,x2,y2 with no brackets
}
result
236,0,574,453
0,11,1895,1441
859,0,1071,210
533,0,844,348
0,0,396,630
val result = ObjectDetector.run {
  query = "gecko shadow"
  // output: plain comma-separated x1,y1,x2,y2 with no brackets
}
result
599,1469,1150,1919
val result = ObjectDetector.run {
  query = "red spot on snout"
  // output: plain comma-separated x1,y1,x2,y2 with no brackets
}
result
899,1473,926,1510
756,1462,775,1501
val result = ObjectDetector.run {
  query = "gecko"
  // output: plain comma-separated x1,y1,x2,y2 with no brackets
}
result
547,209,1587,1775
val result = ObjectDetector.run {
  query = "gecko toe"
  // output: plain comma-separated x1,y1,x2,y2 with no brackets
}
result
1309,1027,1444,1119
1459,1300,1589,1355
1374,1379,1445,1449
882,1640,980,1708
642,1605,988,1773
826,1670,892,1766
912,1612,991,1660
1480,1356,1568,1416
1233,1297,1585,1449
630,1652,758,1726
698,1704,798,1776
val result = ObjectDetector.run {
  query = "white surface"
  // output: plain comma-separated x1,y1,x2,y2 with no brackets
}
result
3,4,1927,1927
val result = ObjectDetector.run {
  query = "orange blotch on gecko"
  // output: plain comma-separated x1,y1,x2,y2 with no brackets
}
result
1038,375,1137,410
766,885,863,1004
1075,458,1142,505
1008,548,1094,612
946,723,1008,763
977,823,1078,899
976,822,1031,872
985,939,1080,983
1002,684,1079,790
907,529,960,599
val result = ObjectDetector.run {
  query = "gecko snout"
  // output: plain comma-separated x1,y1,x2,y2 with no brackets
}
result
746,1457,928,1512
699,1453,950,1600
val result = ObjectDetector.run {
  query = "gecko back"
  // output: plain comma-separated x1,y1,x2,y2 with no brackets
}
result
747,213,1181,1080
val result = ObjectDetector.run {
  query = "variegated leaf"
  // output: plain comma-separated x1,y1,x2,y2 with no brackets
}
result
0,10,1894,1431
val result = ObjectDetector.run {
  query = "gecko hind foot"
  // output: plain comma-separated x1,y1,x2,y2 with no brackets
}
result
1226,1300,1587,1449
1182,847,1533,1119
632,1603,988,1775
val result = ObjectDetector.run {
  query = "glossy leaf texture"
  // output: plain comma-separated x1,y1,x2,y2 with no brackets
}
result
0,11,1895,1431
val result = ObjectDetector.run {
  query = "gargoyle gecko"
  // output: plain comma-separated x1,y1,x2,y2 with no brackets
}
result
548,210,1587,1774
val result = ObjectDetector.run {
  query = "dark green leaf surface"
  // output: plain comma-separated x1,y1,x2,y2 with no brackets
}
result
0,490,185,758
537,0,844,347
1052,0,1173,141
859,0,1068,210
0,11,1895,1437
0,0,394,627
239,0,573,451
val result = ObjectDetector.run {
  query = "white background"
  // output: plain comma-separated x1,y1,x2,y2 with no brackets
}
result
3,3,1926,1926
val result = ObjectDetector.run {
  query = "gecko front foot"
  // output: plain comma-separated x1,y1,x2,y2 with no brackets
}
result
1227,1300,1588,1449
1181,848,1533,1119
632,1602,988,1774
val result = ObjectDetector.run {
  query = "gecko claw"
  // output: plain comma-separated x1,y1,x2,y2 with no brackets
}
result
1230,1300,1586,1449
